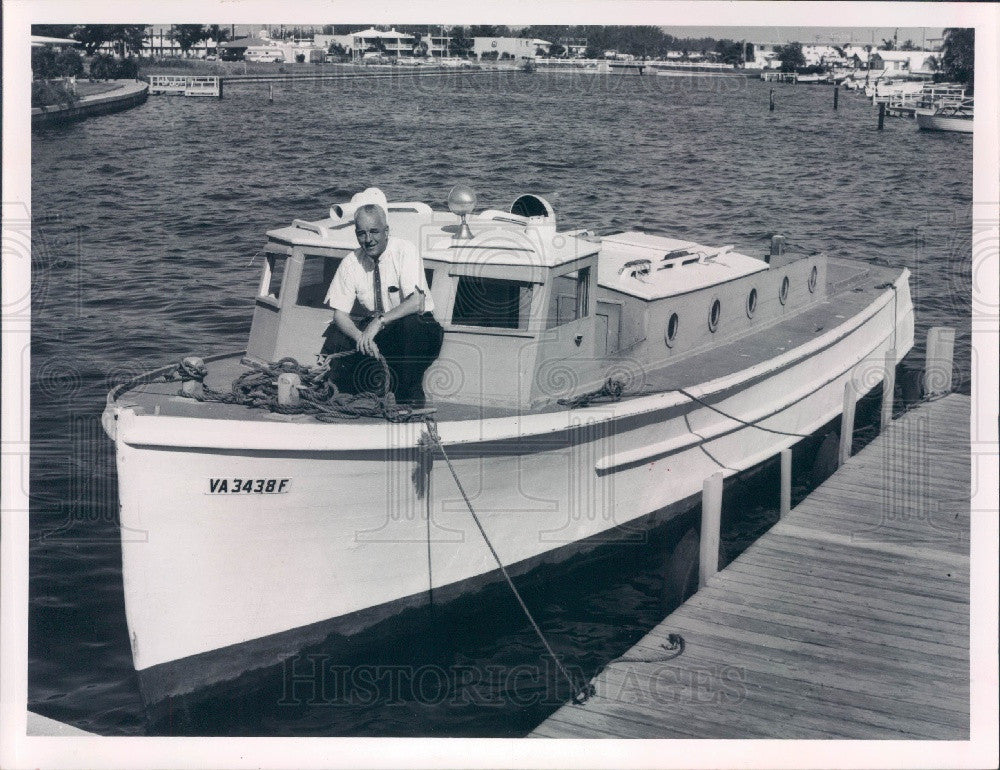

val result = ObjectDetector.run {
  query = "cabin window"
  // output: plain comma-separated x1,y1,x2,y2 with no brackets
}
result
746,288,758,318
297,256,343,308
261,255,288,301
425,268,435,288
779,276,790,305
708,299,721,332
665,312,679,346
451,276,533,330
546,266,591,329
808,265,818,293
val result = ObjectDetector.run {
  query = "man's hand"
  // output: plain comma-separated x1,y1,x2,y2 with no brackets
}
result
357,316,383,357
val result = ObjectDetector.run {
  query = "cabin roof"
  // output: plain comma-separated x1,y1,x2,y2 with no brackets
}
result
266,211,598,269
597,231,769,300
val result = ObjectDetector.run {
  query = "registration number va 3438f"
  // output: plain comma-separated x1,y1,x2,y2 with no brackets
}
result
207,478,290,494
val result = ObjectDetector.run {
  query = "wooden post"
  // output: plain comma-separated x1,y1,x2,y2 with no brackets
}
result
878,102,885,130
833,84,839,110
779,448,792,518
269,83,274,102
838,379,857,467
881,349,896,432
217,76,224,99
925,327,955,398
769,88,775,112
698,472,723,588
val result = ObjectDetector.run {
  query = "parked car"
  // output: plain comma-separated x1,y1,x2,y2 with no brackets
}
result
246,52,285,63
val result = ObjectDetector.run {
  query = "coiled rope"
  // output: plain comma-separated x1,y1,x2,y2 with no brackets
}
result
420,417,595,706
173,353,427,422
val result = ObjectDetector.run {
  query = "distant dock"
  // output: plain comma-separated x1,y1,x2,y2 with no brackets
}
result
146,67,498,98
532,391,970,739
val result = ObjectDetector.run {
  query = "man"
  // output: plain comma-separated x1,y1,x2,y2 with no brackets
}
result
324,203,443,406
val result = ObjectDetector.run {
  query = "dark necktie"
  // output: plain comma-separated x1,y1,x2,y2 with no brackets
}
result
371,258,384,314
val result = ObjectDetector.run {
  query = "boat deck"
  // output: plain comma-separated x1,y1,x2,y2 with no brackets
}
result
115,258,901,424
530,393,970,739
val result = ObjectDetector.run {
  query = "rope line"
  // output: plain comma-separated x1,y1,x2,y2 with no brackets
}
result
420,417,595,706
604,633,686,665
173,354,428,422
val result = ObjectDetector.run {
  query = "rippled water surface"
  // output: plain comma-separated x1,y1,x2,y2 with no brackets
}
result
29,71,972,736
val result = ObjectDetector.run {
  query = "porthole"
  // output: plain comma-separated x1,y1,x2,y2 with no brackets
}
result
746,288,758,318
665,312,679,346
708,299,721,332
808,265,818,293
779,276,790,305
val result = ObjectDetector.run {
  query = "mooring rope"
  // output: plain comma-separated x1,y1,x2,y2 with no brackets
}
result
603,633,686,665
420,417,595,706
560,377,813,438
172,354,427,422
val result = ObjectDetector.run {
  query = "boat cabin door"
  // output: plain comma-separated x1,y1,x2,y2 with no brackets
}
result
531,257,598,400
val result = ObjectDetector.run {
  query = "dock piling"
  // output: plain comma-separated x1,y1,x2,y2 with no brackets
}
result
838,379,857,467
834,84,839,110
878,102,885,130
698,472,723,588
925,327,956,397
769,88,775,112
269,83,274,102
779,448,792,518
881,349,896,432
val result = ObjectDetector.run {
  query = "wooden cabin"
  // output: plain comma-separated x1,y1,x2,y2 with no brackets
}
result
247,190,826,410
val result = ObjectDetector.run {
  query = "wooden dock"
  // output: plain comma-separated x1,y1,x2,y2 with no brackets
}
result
532,393,970,739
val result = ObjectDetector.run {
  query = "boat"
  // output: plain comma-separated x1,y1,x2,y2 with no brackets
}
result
101,186,914,706
793,72,831,85
916,98,974,133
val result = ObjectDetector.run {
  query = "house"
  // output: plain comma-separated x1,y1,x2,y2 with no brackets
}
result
868,50,939,74
472,36,544,61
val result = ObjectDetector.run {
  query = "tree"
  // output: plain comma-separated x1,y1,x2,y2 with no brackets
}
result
880,38,895,51
447,26,473,56
31,24,78,39
941,28,974,88
31,46,59,79
714,39,743,66
206,25,230,45
549,42,566,57
775,42,805,72
171,25,206,56
102,25,148,56
468,25,510,38
71,25,115,55
55,48,84,76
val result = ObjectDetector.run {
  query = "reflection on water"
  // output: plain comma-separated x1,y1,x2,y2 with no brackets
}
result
29,70,971,735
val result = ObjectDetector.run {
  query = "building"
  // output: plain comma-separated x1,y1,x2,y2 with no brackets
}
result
472,36,547,61
869,50,940,75
560,37,587,58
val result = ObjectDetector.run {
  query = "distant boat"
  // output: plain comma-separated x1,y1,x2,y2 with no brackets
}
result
794,72,831,85
916,98,974,133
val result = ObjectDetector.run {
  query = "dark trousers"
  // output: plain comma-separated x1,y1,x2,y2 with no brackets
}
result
324,312,444,404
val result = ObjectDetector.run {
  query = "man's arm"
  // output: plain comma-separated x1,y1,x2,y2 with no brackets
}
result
354,291,422,356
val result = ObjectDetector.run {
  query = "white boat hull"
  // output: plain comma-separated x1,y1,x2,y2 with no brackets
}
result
916,113,973,133
110,274,913,703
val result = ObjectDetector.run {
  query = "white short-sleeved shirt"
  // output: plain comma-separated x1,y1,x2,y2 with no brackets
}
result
324,237,434,315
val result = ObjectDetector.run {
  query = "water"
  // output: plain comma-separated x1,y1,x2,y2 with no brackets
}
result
28,71,972,736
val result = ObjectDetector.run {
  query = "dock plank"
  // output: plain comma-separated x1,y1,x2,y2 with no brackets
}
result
531,394,970,739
